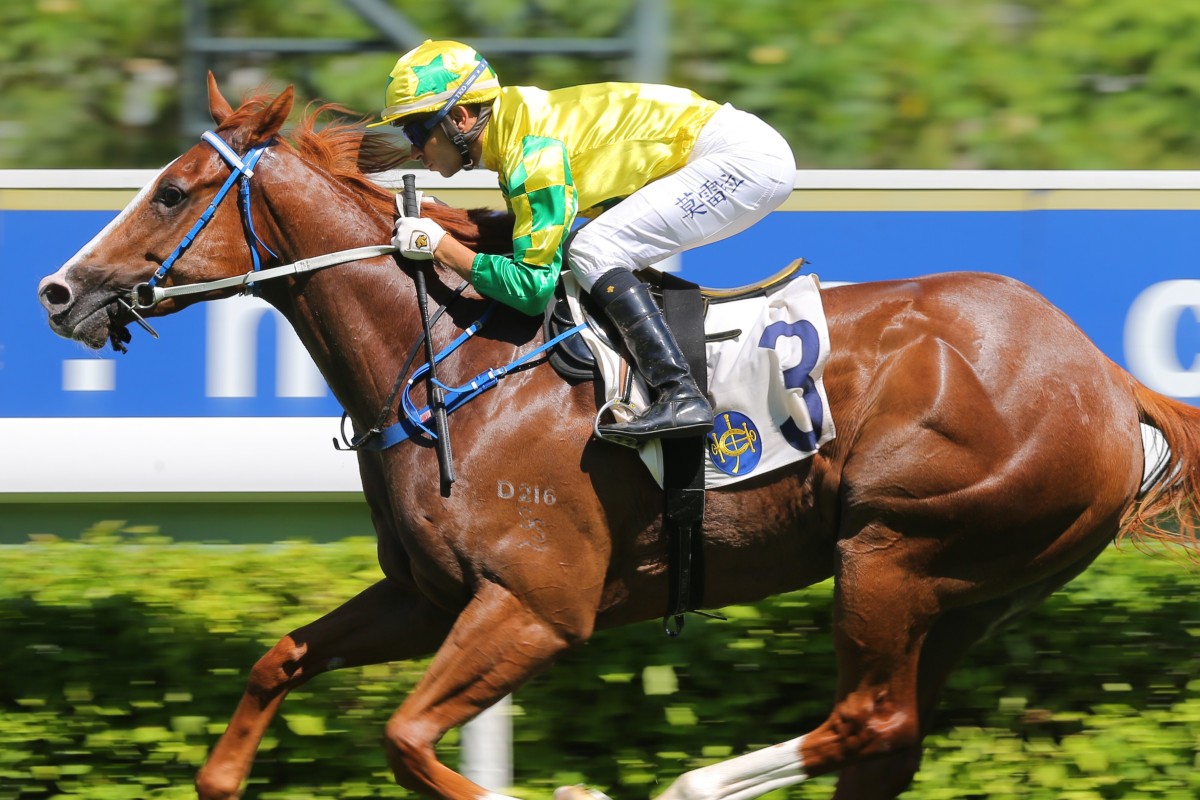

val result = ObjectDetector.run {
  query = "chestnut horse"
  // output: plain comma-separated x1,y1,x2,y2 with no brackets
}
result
36,77,1200,800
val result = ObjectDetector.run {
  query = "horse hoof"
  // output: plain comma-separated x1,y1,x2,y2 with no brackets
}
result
554,785,613,800
195,769,242,800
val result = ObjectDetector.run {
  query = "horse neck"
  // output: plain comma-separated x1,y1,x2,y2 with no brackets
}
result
252,157,439,427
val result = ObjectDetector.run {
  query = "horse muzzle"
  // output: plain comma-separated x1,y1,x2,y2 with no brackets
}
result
38,272,155,350
36,273,95,343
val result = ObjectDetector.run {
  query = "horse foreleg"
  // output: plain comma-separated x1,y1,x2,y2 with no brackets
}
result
384,578,589,800
195,578,455,800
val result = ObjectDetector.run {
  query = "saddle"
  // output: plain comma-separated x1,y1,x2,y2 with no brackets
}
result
543,259,809,382
541,258,831,636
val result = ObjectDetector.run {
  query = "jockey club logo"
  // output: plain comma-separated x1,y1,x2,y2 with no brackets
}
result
414,233,430,250
706,410,762,476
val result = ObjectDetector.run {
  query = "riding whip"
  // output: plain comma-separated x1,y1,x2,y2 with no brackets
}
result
403,173,456,495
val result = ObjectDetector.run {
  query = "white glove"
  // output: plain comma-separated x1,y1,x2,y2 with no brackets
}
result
391,194,445,260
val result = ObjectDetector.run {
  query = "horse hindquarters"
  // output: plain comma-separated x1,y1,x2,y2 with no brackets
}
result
763,275,1144,797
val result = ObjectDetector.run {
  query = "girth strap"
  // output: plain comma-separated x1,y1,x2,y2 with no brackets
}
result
659,274,710,637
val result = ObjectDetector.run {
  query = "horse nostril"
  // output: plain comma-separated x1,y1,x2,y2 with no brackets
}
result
40,280,72,310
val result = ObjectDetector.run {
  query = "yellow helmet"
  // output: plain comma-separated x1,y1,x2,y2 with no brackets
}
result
372,39,501,129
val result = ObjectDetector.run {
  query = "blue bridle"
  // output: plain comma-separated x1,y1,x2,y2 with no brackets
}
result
137,131,278,304
128,129,588,455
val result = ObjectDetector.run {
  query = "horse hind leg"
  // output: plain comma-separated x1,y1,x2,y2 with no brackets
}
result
195,578,455,800
653,666,924,800
652,533,941,800
829,599,1012,799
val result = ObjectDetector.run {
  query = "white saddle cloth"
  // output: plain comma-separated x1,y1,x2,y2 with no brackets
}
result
565,270,837,488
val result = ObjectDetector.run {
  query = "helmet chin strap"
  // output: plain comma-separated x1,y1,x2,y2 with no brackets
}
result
441,106,491,171
441,117,475,170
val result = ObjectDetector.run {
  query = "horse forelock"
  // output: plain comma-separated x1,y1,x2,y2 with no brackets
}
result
214,89,279,137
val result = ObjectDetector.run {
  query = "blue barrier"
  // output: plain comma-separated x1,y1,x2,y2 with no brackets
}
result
6,170,1200,498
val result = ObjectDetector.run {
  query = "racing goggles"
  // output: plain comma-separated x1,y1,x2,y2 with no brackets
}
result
398,118,436,150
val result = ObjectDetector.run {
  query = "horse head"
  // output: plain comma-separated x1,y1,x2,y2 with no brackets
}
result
38,74,298,351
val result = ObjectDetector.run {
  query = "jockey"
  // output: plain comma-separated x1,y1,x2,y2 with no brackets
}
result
378,39,796,445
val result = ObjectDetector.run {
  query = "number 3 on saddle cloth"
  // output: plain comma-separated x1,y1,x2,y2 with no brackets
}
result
546,260,837,489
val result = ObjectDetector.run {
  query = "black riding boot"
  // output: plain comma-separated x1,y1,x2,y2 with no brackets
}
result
591,268,713,445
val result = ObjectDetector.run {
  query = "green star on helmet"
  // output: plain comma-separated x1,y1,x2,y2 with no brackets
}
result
412,54,460,97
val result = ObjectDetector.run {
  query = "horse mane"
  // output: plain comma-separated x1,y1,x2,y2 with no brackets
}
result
221,93,515,255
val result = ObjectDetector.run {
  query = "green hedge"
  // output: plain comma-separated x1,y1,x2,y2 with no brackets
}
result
2,523,1200,799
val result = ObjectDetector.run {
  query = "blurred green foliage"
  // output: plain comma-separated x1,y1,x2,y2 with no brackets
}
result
2,525,1200,798
4,1,1200,169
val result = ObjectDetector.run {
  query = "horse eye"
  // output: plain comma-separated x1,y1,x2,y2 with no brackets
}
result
157,185,186,208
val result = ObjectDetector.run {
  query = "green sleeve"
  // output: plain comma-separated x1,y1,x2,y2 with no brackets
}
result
470,252,560,316
470,134,578,316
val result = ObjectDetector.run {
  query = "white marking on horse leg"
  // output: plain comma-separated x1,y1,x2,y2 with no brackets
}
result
480,792,522,800
553,786,613,800
657,736,807,800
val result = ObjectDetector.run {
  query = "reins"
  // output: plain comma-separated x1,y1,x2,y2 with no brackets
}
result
133,244,399,309
333,280,470,453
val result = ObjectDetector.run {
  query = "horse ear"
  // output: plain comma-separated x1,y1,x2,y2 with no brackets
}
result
207,71,234,125
246,85,294,143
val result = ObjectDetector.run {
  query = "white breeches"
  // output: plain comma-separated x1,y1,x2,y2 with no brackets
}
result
567,103,796,291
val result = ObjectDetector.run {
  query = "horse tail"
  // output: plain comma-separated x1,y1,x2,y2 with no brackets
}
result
1123,377,1200,553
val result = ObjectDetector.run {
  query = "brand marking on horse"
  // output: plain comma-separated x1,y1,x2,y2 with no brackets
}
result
496,480,556,505
515,506,549,551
